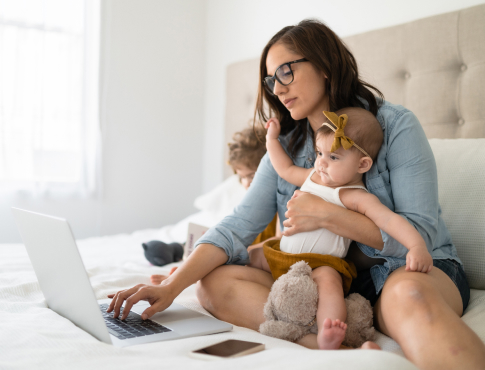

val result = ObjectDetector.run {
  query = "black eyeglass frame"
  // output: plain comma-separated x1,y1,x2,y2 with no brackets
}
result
263,58,308,95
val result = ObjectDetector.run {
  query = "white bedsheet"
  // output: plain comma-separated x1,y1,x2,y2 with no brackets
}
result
1,228,484,370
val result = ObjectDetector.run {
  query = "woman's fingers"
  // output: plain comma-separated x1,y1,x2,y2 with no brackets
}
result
282,224,297,236
106,284,176,320
106,284,145,317
284,192,331,236
141,297,171,320
120,286,154,320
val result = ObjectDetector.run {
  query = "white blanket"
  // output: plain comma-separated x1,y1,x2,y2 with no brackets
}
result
1,228,484,370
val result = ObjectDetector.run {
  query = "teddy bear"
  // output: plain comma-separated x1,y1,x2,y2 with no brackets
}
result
259,260,375,348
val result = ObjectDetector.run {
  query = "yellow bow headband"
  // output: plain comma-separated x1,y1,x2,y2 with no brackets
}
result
322,111,370,158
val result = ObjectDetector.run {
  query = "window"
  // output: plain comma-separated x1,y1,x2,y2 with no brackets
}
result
0,0,100,197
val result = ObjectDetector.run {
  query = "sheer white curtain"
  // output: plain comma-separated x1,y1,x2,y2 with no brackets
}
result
0,0,100,198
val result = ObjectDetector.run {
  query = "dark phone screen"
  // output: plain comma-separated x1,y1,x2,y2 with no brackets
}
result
193,340,262,357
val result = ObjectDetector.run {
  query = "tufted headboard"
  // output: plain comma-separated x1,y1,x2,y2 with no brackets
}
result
223,4,485,179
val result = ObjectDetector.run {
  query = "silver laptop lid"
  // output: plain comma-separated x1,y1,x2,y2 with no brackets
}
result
11,208,111,344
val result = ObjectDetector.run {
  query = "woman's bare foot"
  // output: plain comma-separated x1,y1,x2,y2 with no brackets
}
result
150,266,178,285
359,341,381,350
317,318,347,350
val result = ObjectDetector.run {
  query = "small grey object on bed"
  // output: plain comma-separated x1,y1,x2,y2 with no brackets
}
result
260,261,375,347
142,240,184,266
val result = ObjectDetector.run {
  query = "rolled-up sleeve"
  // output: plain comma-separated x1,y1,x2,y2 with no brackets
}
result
195,153,279,265
377,110,439,258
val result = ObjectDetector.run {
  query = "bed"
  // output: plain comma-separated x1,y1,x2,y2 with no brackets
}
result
2,4,485,370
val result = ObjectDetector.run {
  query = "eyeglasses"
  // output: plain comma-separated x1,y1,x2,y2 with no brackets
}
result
263,58,308,95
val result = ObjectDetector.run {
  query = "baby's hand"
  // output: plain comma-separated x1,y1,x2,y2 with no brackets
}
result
265,117,281,140
406,246,433,273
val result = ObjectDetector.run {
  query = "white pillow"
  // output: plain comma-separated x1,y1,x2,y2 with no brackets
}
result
429,139,485,290
193,174,247,220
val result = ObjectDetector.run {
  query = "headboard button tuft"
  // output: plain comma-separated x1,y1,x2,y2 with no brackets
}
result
458,119,465,126
404,72,411,79
461,64,467,72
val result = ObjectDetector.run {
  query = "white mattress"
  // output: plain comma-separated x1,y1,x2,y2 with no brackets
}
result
1,228,484,370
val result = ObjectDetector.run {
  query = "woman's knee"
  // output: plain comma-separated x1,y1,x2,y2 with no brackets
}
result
196,265,235,311
196,264,273,313
381,276,439,319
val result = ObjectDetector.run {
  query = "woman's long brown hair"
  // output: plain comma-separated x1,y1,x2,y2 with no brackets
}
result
254,19,384,158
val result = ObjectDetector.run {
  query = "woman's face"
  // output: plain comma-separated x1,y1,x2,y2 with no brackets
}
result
266,43,329,128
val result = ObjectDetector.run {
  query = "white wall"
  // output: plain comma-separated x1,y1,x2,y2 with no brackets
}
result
2,0,483,243
202,0,485,192
0,0,206,242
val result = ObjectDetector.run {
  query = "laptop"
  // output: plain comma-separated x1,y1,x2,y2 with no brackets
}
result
12,208,232,348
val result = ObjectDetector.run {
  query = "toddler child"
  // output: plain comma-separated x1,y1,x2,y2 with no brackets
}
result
150,127,279,284
249,107,432,350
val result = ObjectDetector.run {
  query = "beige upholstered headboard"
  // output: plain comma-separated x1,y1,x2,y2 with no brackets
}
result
223,4,485,179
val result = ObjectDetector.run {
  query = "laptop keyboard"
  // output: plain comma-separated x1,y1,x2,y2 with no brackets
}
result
99,304,172,340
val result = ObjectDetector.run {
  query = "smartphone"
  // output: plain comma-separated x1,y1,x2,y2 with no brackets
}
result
190,339,265,360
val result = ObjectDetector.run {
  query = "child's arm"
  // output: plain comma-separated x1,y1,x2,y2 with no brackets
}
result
340,189,433,273
265,118,311,187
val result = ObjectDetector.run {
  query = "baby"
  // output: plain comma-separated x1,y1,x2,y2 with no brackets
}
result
250,107,432,350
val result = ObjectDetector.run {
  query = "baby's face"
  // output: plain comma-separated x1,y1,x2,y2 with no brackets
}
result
314,134,364,187
235,166,257,190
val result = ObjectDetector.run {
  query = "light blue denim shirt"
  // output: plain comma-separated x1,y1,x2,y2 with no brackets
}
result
196,99,462,294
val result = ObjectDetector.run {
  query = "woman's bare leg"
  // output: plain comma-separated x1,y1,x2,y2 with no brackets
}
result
196,265,274,330
375,266,485,370
247,247,272,273
198,264,380,351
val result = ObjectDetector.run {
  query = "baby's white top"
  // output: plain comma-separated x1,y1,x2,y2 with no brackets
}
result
280,169,367,257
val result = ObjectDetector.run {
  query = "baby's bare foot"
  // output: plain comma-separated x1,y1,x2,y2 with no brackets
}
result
317,318,347,350
150,274,168,285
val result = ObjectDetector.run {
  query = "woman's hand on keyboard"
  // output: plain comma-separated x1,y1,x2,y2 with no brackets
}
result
107,243,228,320
107,283,176,320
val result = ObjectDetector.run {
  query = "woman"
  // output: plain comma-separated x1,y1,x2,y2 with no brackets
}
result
107,20,485,369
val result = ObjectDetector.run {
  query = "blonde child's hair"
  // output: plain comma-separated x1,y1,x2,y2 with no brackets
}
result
316,107,383,161
228,127,267,171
